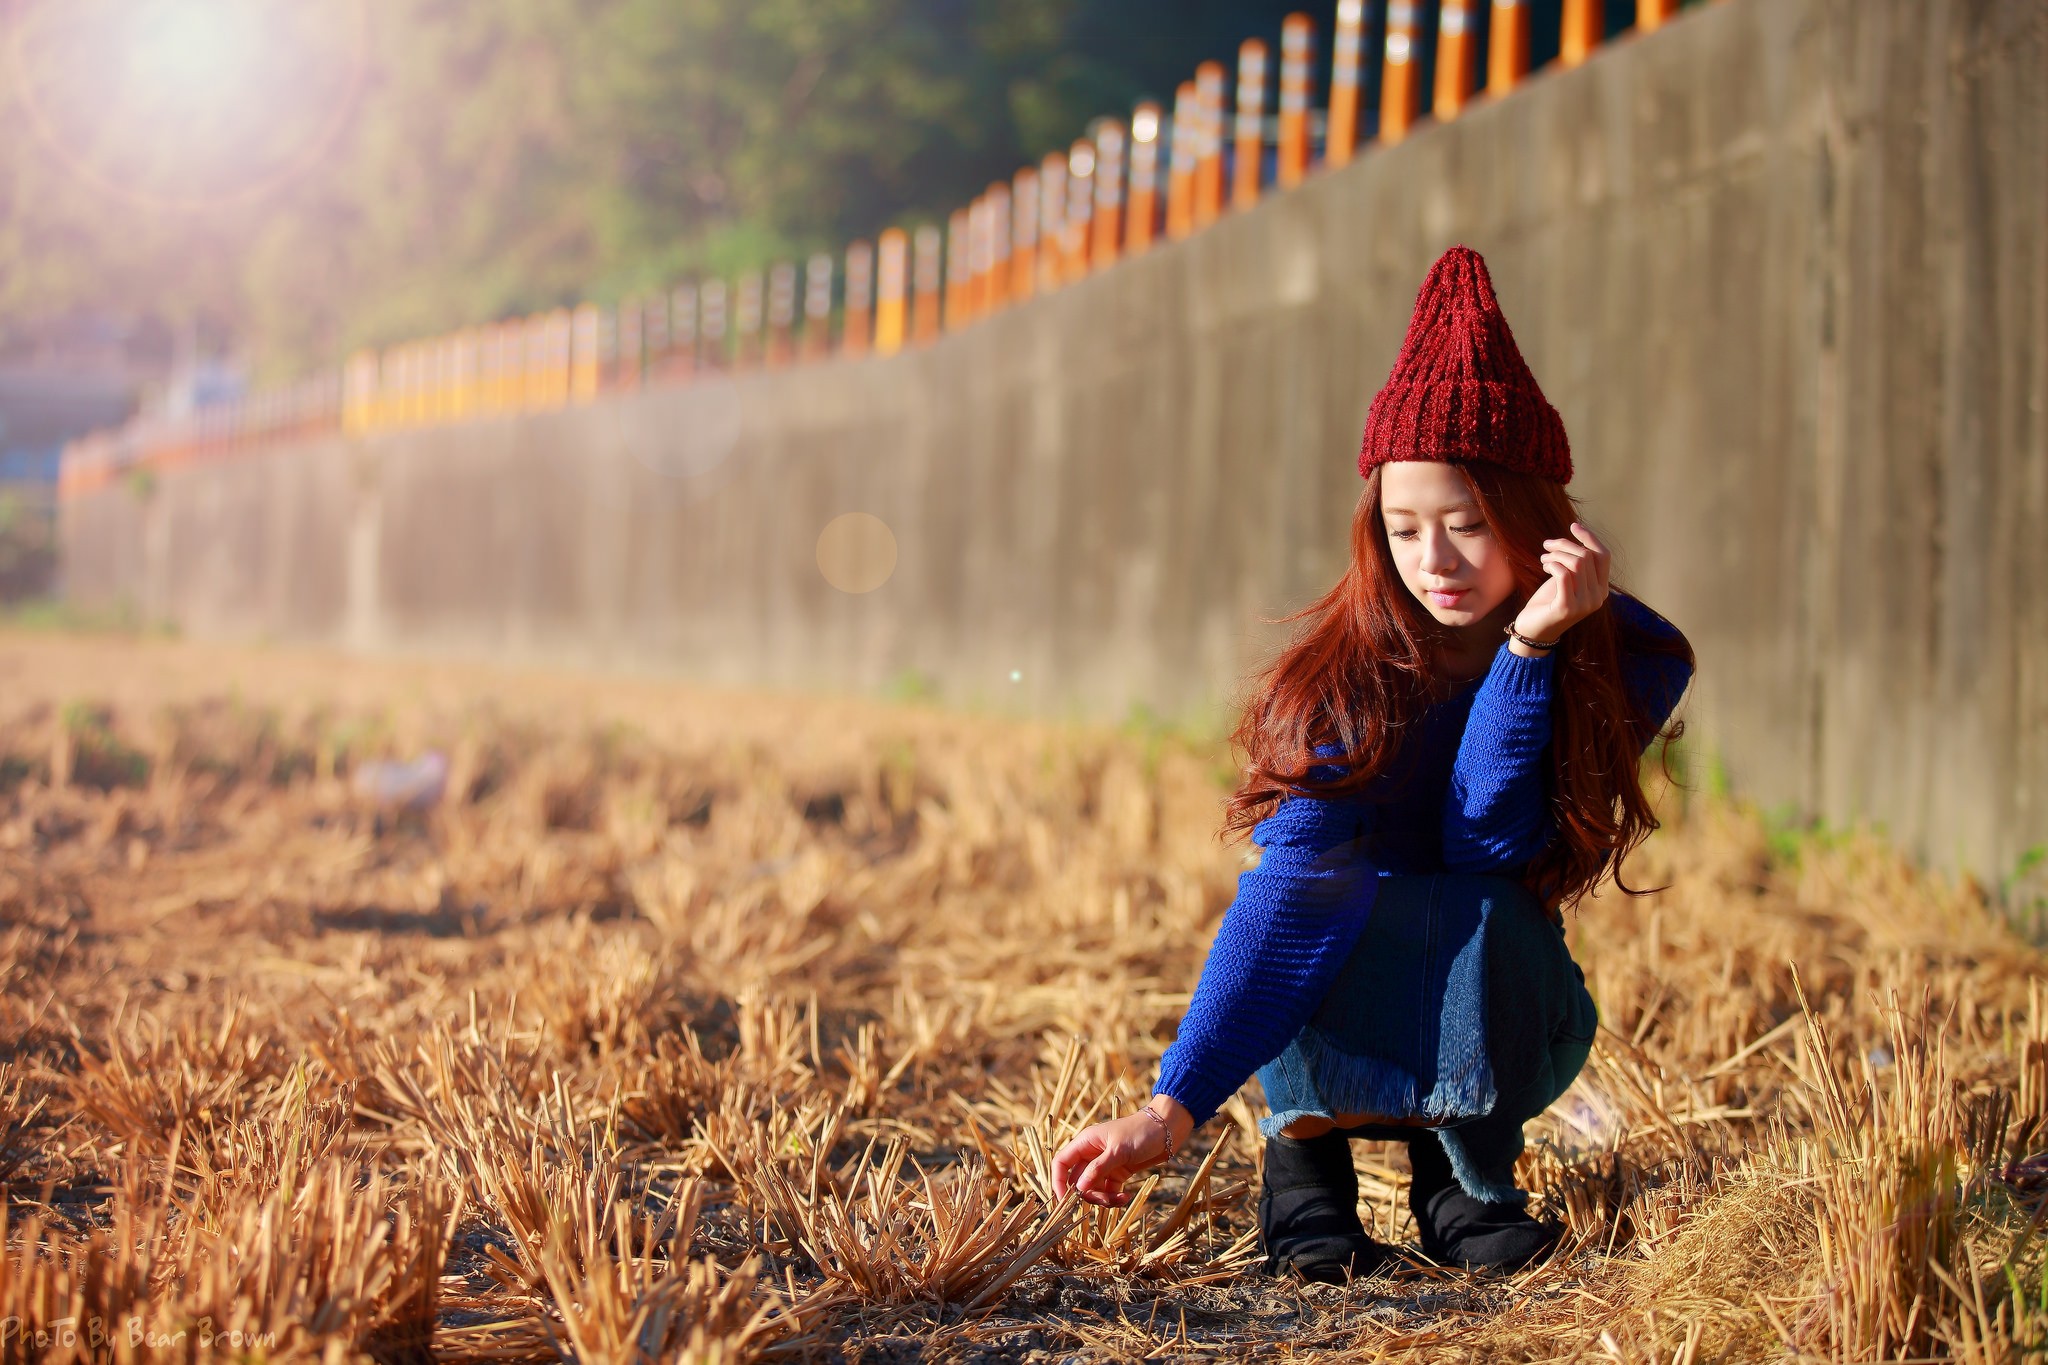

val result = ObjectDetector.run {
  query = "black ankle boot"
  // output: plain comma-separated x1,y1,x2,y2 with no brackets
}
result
1257,1131,1394,1284
1406,1132,1559,1272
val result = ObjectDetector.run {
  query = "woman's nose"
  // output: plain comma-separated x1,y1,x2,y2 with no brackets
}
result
1419,531,1459,576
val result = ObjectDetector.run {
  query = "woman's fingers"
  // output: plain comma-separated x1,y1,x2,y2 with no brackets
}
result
1573,526,1611,593
1051,1132,1100,1201
1056,1121,1156,1206
1522,525,1616,641
1076,1150,1130,1206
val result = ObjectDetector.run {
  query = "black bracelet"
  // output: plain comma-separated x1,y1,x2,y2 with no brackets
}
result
1504,623,1562,652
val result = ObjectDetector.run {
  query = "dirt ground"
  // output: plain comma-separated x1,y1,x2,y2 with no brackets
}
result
1,629,2043,1362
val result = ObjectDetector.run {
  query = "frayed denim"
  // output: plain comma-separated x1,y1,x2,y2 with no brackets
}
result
1255,873,1598,1204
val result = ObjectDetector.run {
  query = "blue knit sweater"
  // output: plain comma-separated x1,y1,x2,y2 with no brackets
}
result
1155,592,1693,1127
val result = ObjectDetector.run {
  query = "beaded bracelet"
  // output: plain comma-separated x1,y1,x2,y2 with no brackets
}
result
1138,1104,1176,1163
1504,623,1563,652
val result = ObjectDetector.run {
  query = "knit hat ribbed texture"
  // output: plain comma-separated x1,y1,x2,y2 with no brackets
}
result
1358,244,1572,484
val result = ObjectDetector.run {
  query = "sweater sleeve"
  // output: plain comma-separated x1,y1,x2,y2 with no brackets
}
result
1611,592,1695,735
1441,643,1559,874
1153,751,1381,1127
1442,592,1695,875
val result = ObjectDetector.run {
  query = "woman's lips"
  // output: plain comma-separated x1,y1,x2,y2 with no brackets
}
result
1426,588,1469,608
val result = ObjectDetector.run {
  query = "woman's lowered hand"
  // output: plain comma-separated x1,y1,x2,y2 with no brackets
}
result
1051,1094,1193,1207
1513,520,1611,645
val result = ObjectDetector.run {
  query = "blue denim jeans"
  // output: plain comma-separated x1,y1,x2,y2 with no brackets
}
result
1255,873,1598,1204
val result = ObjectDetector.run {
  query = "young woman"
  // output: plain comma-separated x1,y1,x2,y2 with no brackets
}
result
1051,245,1695,1282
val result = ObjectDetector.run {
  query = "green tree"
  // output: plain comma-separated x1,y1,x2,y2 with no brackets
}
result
1,0,1352,375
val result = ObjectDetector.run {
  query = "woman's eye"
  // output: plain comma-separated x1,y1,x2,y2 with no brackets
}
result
1388,529,1418,540
1452,523,1487,535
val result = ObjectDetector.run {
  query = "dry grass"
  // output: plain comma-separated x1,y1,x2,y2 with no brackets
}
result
0,631,2042,1362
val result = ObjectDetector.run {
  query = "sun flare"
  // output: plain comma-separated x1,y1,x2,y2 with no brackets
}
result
6,0,366,208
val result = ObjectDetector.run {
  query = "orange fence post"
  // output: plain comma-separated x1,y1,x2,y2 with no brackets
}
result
528,317,551,408
412,339,433,424
617,300,643,390
944,209,972,331
670,284,698,379
1064,137,1094,282
1327,0,1366,167
453,327,479,416
430,336,449,420
547,308,573,405
1092,119,1125,269
455,335,474,419
471,319,507,408
643,296,669,380
507,327,530,412
984,181,1011,312
473,329,498,415
416,338,438,422
967,196,993,317
1435,1,1477,119
1489,0,1531,95
766,262,797,367
1038,151,1068,290
489,330,509,415
394,343,415,427
1128,102,1161,253
503,321,525,407
571,304,601,401
443,334,462,419
343,351,377,434
520,323,544,413
734,271,763,368
1381,2,1419,144
1192,61,1225,227
875,229,908,355
1010,170,1039,303
513,324,534,413
1278,15,1313,187
1638,0,1679,29
843,241,874,358
1166,82,1197,240
634,300,657,389
437,336,456,420
802,253,834,362
321,370,344,437
1233,38,1267,210
1561,0,1602,67
699,281,727,370
596,311,618,395
913,224,943,343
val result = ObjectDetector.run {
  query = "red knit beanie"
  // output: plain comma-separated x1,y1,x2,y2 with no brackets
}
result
1357,244,1572,483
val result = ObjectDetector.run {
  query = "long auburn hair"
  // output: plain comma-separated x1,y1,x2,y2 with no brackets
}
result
1222,460,1695,912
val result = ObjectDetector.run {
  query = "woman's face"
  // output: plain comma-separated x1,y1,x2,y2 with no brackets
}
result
1379,460,1518,628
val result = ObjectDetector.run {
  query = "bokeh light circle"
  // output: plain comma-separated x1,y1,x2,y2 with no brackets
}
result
608,374,748,507
816,513,898,594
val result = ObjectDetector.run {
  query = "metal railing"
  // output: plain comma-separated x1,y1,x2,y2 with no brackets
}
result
60,0,1705,499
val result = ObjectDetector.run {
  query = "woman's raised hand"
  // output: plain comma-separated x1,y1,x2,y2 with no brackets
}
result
1051,1095,1193,1207
1514,520,1611,644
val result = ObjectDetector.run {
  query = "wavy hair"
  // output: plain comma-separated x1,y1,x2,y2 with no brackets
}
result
1221,461,1695,911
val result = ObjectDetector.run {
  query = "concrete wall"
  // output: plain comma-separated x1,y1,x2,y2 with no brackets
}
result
60,0,2048,886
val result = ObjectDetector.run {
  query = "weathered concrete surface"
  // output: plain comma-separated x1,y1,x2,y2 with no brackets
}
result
60,0,2048,886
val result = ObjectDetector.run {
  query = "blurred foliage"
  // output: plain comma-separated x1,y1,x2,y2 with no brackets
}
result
0,0,1339,379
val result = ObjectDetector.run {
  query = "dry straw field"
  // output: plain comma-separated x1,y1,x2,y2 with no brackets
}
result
0,632,2044,1363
